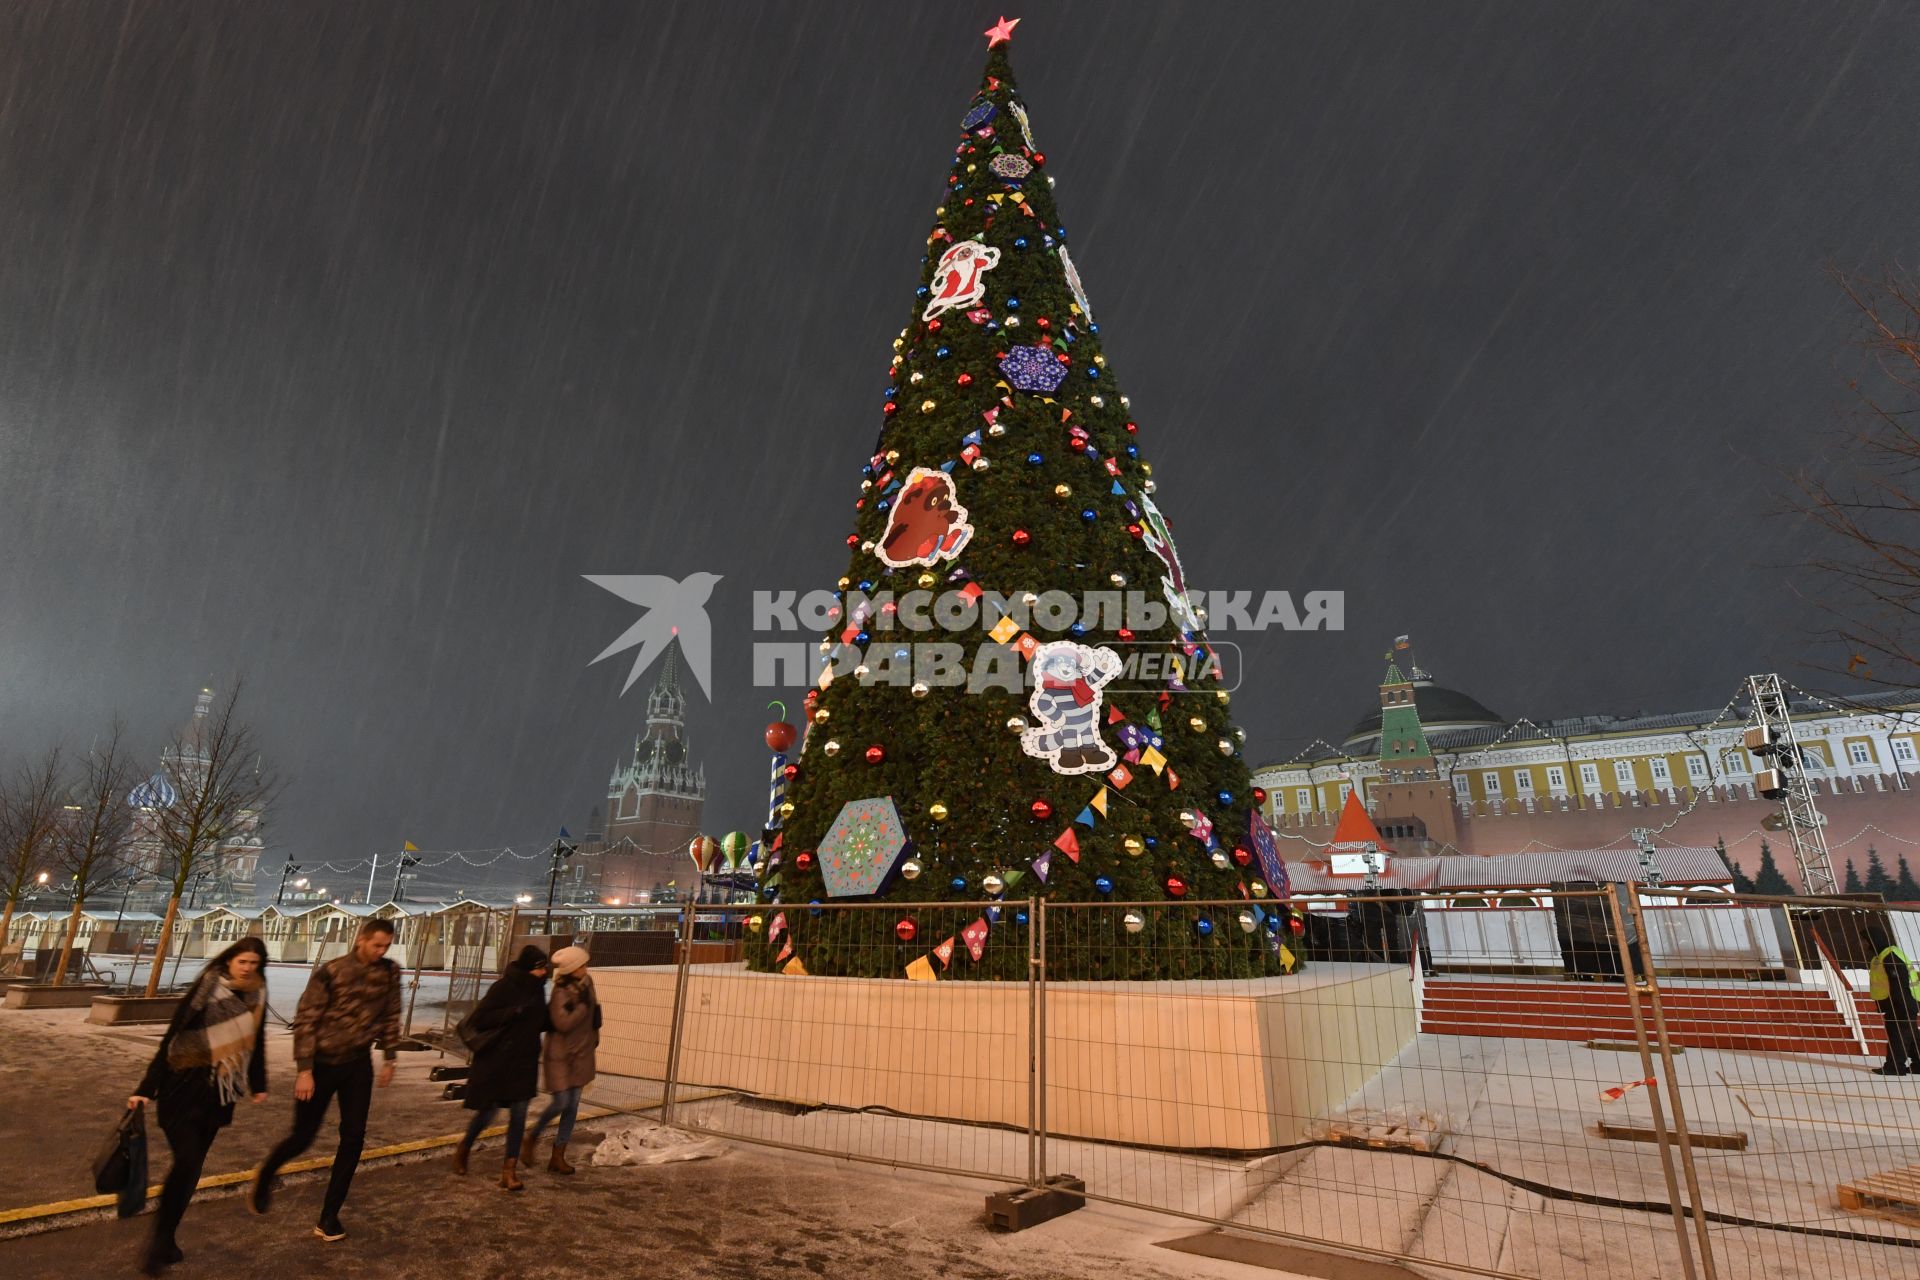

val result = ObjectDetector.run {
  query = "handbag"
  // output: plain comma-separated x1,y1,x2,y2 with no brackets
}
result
94,1105,149,1217
455,1007,504,1059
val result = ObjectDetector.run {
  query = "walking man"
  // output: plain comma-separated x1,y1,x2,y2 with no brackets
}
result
249,917,403,1240
1871,937,1920,1076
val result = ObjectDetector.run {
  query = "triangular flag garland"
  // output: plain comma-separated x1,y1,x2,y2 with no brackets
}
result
961,918,990,963
933,937,956,967
1090,787,1110,815
905,955,938,982
1032,851,1052,882
1053,828,1080,861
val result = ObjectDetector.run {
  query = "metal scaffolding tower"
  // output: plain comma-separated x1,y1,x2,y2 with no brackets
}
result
1744,673,1838,896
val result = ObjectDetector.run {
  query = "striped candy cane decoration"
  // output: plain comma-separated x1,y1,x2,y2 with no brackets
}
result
765,751,789,830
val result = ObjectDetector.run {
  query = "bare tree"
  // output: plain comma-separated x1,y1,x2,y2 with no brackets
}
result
1794,267,1920,683
141,682,281,995
0,747,66,973
50,726,138,986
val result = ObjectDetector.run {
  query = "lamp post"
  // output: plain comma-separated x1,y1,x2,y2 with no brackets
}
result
390,853,420,904
276,862,305,906
542,829,578,936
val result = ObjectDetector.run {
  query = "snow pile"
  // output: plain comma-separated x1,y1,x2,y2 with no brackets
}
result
590,1119,726,1167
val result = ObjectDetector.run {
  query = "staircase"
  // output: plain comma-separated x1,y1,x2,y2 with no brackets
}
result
1420,978,1869,1056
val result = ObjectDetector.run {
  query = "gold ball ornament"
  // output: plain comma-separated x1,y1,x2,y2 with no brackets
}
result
928,802,949,821
1215,689,1231,705
748,915,764,933
919,399,937,414
778,801,795,819
1053,483,1071,499
1188,716,1207,732
1122,835,1145,857
838,576,851,589
1250,880,1269,898
823,740,841,756
1007,716,1028,732
917,572,937,589
909,371,925,384
886,449,900,464
812,708,831,723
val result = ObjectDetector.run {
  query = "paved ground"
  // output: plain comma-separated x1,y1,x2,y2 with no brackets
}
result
0,1141,1300,1280
0,1005,484,1214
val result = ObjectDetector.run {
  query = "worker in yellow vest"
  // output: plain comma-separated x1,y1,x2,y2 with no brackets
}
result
1870,943,1920,1076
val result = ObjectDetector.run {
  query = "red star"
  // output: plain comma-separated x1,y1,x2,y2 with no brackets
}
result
984,15,1020,47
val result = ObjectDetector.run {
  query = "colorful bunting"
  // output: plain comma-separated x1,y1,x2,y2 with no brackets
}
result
905,955,938,982
1053,828,1080,861
962,917,990,962
933,937,956,967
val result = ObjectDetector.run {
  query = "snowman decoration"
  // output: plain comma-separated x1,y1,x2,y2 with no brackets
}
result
1021,641,1123,775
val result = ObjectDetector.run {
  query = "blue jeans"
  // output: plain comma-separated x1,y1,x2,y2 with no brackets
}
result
463,1097,529,1159
528,1086,582,1148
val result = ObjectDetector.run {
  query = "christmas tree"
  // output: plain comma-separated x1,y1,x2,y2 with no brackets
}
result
1845,858,1864,895
746,21,1291,981
1894,855,1920,902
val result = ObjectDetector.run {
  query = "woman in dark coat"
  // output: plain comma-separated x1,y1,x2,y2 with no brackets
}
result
453,944,549,1190
127,937,270,1275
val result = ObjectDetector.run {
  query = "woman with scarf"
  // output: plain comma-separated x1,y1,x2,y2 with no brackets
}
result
452,944,549,1190
127,937,270,1275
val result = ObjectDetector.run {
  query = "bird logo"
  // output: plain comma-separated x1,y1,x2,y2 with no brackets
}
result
583,572,722,699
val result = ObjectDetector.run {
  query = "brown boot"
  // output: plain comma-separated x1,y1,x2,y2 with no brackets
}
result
547,1141,575,1175
452,1138,471,1176
499,1157,524,1191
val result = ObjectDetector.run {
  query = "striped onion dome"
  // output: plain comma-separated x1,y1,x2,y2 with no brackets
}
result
128,772,178,809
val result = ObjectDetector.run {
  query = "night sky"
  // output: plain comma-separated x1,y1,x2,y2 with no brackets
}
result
2,2,1915,894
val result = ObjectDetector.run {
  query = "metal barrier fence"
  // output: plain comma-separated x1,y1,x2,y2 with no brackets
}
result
626,890,1920,1279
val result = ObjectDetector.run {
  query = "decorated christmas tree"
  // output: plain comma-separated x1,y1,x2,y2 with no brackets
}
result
746,19,1296,981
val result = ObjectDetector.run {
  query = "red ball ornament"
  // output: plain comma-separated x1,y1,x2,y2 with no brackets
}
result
1232,846,1252,867
1288,915,1305,936
956,372,973,387
1036,316,1050,329
795,850,816,873
846,534,859,547
1031,151,1046,167
1116,627,1134,642
1124,421,1138,433
865,745,886,765
1030,799,1053,821
1165,874,1189,898
1252,787,1269,806
1011,529,1032,547
782,764,799,780
895,918,918,943
765,720,798,752
883,402,898,416
927,318,943,332
1126,524,1143,539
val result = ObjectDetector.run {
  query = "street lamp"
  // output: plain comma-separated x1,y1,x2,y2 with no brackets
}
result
276,862,305,906
514,893,533,906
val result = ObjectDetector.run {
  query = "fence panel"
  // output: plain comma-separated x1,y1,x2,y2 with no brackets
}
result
1628,889,1920,1280
1040,892,1700,1280
657,901,1034,1184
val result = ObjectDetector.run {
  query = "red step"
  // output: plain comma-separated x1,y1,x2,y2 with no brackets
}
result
1419,979,1868,1055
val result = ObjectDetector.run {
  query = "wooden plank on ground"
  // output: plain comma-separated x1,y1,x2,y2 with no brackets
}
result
1839,1164,1920,1223
1595,1121,1747,1150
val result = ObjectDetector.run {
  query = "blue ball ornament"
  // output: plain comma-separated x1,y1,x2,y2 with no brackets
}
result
856,630,871,645
1125,445,1139,459
1005,297,1020,310
1088,323,1100,335
935,346,951,359
1094,876,1114,895
1196,919,1214,937
858,580,874,591
1216,790,1234,806
1014,237,1028,251
1086,366,1101,380
950,877,968,892
1016,911,1029,926
1145,836,1158,848
1068,622,1086,638
883,388,896,401
915,286,930,299
876,499,891,512
808,899,823,917
1027,452,1044,466
1080,509,1097,523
